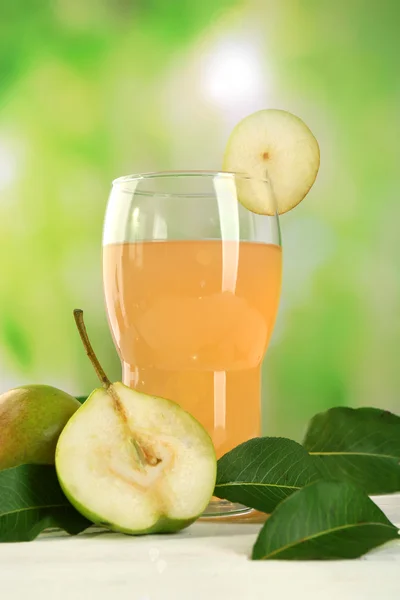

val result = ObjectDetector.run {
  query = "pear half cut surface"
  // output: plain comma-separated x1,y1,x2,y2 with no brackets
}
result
56,382,217,534
223,109,320,215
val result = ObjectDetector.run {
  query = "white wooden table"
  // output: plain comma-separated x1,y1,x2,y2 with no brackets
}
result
1,495,399,600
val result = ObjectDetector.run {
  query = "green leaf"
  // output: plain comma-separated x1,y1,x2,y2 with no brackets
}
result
0,464,92,542
215,437,319,513
76,396,88,404
252,480,399,560
303,407,400,494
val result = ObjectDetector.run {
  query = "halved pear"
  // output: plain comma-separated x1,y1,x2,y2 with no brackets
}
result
55,311,216,535
223,109,320,215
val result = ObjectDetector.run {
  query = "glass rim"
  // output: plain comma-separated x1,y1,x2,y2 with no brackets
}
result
112,170,270,190
111,170,278,206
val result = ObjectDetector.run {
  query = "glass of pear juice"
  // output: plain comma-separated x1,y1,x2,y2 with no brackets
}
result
102,171,282,517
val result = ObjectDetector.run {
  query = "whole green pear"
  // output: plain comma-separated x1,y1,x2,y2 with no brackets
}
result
0,384,80,469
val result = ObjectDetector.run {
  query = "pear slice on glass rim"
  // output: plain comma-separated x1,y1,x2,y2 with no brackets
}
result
55,310,216,535
223,109,320,215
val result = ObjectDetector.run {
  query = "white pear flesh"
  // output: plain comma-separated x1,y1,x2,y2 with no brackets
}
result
223,109,320,215
55,383,216,534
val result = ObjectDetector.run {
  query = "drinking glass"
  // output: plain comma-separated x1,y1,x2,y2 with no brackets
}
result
103,171,282,517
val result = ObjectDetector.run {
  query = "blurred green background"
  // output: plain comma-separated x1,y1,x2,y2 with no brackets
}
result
1,0,399,440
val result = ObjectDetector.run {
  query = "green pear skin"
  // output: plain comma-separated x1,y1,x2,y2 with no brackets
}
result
0,384,81,469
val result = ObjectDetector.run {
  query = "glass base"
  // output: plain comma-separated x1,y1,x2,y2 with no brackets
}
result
201,497,253,519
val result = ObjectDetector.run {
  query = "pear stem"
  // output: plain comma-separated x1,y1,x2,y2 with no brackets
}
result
73,309,124,411
73,309,148,470
73,309,111,389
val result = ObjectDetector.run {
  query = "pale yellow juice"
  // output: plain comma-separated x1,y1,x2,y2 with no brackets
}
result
103,240,282,457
